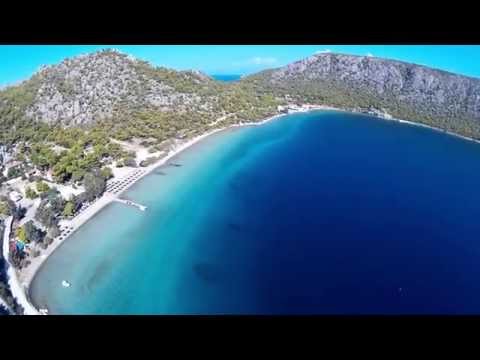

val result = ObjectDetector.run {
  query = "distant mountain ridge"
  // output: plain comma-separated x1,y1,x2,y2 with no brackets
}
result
2,50,480,141
245,52,480,137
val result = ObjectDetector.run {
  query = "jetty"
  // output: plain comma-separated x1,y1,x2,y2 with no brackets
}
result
113,198,147,212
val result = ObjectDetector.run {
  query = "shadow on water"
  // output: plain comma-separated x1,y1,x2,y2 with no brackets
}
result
228,171,257,192
84,259,113,294
193,263,222,284
227,222,244,233
229,179,241,191
153,169,168,176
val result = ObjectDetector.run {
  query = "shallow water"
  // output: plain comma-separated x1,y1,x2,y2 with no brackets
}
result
31,111,480,314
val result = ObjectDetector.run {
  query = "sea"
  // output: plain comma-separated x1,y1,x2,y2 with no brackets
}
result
30,110,480,314
211,74,242,82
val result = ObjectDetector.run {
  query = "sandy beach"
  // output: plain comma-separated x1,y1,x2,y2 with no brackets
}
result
16,103,480,314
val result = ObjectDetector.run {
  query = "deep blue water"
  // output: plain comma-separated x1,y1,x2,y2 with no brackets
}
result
211,74,242,82
31,111,480,314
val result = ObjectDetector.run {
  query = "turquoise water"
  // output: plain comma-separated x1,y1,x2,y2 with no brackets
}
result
31,111,480,314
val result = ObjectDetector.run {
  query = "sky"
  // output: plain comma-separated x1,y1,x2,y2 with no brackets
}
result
1,45,480,87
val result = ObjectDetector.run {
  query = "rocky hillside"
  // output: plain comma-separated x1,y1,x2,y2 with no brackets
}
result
2,49,221,127
245,52,480,137
0,49,280,147
2,50,480,141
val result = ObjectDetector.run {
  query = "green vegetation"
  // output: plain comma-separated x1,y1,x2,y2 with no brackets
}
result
35,202,58,228
0,73,47,147
0,196,25,220
41,188,65,213
16,226,27,243
35,180,50,193
42,130,130,183
83,169,106,202
243,71,480,142
29,144,58,170
123,156,137,167
25,187,38,199
100,167,113,180
133,61,222,96
0,201,9,216
6,166,23,179
14,220,47,250
62,201,75,217
23,221,45,243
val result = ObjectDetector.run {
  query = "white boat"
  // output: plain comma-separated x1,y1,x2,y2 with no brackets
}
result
62,280,71,288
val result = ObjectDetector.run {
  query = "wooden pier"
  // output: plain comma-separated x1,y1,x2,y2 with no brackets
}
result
113,198,147,212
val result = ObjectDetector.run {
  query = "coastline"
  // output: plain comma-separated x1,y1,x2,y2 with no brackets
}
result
21,103,480,314
341,107,480,146
385,118,480,146
21,109,296,313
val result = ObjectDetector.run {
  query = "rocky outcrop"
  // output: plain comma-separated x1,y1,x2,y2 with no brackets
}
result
249,52,480,124
3,50,480,140
23,50,217,126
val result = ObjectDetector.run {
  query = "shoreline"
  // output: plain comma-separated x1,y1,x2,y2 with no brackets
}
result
385,118,480,145
335,106,480,146
21,103,480,314
22,109,294,313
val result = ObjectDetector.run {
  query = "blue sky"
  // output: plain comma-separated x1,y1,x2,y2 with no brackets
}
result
1,45,480,87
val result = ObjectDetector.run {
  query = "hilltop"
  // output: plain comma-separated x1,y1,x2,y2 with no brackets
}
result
3,50,480,141
3,49,220,126
0,49,279,147
244,52,480,137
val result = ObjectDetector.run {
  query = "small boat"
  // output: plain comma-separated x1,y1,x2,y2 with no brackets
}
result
62,280,71,288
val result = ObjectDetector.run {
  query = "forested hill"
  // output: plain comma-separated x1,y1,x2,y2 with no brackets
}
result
0,49,221,127
2,50,480,144
242,52,480,138
0,49,278,146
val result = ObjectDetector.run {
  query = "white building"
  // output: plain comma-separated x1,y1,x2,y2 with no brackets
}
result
9,191,23,202
0,145,12,166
